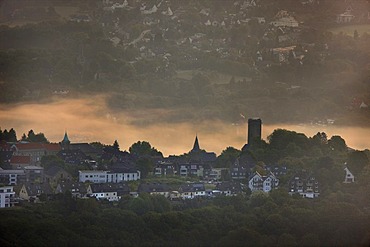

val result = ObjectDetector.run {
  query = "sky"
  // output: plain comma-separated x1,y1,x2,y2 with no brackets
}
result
1,95,369,156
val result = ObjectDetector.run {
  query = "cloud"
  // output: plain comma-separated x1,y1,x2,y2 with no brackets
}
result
0,96,369,155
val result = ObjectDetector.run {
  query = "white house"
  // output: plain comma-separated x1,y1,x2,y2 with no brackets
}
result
344,167,355,183
289,173,319,198
271,17,299,27
337,6,355,23
79,170,107,183
248,172,279,192
87,183,130,202
179,183,206,199
79,169,140,183
0,186,15,208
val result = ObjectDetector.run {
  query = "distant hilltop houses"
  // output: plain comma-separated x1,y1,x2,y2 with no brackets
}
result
0,117,363,206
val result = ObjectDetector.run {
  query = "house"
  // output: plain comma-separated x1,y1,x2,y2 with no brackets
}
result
55,181,87,198
288,172,319,198
271,11,299,27
0,141,12,166
177,163,211,178
208,168,228,181
343,167,355,183
169,190,181,200
248,172,279,192
79,168,140,183
265,165,288,177
0,169,25,185
45,166,72,185
0,186,16,208
230,159,248,180
11,143,60,165
215,181,244,196
57,149,93,166
101,147,134,166
79,170,107,183
154,161,175,176
69,14,91,23
337,6,355,23
138,183,171,198
87,183,130,201
24,166,44,183
18,182,53,202
179,183,206,199
10,155,31,169
272,46,296,63
107,167,141,182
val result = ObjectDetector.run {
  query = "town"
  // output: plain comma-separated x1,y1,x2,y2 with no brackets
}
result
1,120,370,246
0,118,366,207
1,0,370,246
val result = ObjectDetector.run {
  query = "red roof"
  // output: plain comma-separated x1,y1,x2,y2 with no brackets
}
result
14,143,45,150
13,143,61,152
43,143,61,152
10,155,31,164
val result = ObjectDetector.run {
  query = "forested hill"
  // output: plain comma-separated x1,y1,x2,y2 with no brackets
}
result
0,0,369,125
1,189,370,246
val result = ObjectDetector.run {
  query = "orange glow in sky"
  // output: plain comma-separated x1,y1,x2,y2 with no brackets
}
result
0,96,369,156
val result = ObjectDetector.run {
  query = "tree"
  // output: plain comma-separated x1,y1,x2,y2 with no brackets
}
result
268,129,309,151
347,151,369,176
113,140,120,151
24,129,48,142
129,141,162,158
215,146,240,168
278,233,297,247
328,135,347,152
136,157,153,178
7,128,17,142
354,30,359,40
41,155,65,170
0,128,17,142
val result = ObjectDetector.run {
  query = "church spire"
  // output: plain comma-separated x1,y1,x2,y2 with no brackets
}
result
192,135,200,152
62,131,70,144
61,131,70,150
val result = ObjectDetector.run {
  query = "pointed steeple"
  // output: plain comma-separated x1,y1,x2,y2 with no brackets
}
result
61,131,70,150
62,131,70,144
192,135,200,152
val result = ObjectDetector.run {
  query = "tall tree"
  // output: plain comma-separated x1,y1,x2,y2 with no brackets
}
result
328,135,347,152
0,128,17,142
113,140,120,151
216,146,241,168
129,141,162,158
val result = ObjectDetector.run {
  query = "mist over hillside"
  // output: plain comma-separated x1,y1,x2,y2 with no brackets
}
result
0,0,369,126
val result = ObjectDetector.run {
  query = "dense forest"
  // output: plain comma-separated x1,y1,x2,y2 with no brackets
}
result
1,189,370,246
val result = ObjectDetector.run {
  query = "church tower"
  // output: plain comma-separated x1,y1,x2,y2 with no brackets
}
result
191,135,200,152
60,131,71,150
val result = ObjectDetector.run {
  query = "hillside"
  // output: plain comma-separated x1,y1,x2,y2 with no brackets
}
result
0,0,369,126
